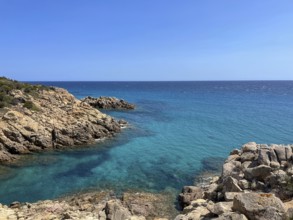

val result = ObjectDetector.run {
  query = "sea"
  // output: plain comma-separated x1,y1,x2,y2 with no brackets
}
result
0,81,293,204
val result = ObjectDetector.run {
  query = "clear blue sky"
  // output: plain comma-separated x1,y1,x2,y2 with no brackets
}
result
1,0,293,81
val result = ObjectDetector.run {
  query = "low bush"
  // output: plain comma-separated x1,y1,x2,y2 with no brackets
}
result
23,101,39,111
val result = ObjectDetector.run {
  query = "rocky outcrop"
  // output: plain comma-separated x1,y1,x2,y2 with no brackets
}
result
81,96,135,110
0,191,174,220
176,142,293,220
0,81,126,163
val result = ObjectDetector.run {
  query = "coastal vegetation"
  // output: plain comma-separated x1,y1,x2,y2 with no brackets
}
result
0,76,54,109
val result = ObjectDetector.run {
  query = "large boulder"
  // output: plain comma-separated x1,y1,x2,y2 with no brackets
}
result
244,165,272,181
232,193,286,220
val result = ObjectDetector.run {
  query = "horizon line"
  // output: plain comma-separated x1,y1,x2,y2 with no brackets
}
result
25,79,293,82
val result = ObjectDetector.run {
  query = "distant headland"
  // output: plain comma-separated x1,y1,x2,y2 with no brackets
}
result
0,77,134,163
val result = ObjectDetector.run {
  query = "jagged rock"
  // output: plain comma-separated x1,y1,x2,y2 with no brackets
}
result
244,165,272,181
179,186,204,207
105,200,132,220
232,193,286,220
203,183,219,200
81,96,135,110
222,176,243,192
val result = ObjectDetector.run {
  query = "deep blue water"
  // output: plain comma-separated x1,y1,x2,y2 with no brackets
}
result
1,81,293,204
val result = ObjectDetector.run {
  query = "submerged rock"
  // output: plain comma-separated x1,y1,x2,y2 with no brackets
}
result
81,96,135,110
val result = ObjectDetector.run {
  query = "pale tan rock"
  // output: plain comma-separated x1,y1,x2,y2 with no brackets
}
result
242,142,257,152
208,201,233,215
0,87,122,163
232,193,286,220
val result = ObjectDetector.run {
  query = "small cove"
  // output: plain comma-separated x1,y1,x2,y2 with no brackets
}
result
1,81,293,204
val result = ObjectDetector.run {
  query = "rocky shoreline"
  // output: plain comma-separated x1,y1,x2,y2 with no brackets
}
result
176,142,293,220
0,190,177,220
0,78,127,163
2,142,293,219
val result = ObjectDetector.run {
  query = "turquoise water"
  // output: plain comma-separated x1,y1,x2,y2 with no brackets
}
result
1,81,293,204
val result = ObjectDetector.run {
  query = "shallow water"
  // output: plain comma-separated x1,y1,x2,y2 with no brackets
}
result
1,81,293,204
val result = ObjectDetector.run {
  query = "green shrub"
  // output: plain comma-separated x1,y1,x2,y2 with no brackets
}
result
0,101,6,108
23,101,39,111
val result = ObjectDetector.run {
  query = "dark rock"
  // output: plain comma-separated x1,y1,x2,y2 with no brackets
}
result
9,201,21,209
178,186,204,207
222,176,243,192
81,96,135,110
230,149,240,155
244,165,272,181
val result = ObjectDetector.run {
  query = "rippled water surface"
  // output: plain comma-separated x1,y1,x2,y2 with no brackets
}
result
1,81,293,204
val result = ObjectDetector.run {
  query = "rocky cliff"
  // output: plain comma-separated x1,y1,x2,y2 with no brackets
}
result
0,78,123,163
